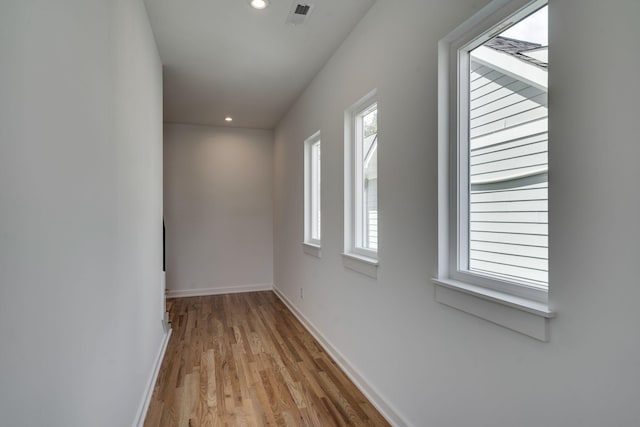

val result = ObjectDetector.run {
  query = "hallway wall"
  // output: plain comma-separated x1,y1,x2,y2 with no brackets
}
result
273,0,640,425
0,1,166,425
164,123,274,296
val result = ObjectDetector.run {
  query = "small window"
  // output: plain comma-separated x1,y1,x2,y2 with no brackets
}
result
304,132,321,248
345,90,378,264
435,0,553,340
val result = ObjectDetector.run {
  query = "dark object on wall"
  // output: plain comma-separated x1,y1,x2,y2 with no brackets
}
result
163,219,166,272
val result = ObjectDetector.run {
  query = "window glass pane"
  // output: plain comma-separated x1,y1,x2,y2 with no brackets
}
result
467,6,548,287
361,105,378,250
311,141,321,240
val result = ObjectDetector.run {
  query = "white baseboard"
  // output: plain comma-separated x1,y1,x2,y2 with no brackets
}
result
133,327,172,427
166,283,273,298
272,286,409,427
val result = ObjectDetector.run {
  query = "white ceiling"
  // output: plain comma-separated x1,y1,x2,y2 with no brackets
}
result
144,0,376,129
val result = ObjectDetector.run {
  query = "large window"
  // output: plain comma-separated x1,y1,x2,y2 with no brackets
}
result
436,0,553,340
345,91,378,265
304,131,321,248
466,5,549,290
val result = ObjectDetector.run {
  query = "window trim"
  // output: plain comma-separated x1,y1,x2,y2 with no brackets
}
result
435,0,554,341
344,90,379,269
303,131,321,251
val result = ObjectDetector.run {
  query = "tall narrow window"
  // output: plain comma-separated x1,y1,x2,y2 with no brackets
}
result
359,103,378,252
345,90,378,269
304,132,321,249
435,0,553,340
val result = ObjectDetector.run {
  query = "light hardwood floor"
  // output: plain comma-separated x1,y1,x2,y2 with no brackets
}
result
144,291,390,426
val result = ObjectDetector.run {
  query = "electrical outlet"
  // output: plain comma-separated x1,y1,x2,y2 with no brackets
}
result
300,288,304,299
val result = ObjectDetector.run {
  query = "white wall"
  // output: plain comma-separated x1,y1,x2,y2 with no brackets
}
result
273,0,640,426
0,1,165,426
164,124,273,295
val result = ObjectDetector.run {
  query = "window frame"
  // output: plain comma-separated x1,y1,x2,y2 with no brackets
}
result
344,90,378,263
303,131,322,250
434,0,554,340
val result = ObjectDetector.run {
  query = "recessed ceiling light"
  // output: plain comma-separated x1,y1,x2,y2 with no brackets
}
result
250,0,269,10
225,116,233,122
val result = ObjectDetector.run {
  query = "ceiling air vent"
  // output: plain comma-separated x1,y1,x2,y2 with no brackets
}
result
286,2,315,25
295,4,311,15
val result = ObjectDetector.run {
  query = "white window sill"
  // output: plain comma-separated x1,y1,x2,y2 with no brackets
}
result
432,278,555,342
302,242,322,258
342,252,378,278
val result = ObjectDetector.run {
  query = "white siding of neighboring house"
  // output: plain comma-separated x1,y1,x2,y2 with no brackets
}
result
469,59,548,286
366,177,378,249
364,134,378,250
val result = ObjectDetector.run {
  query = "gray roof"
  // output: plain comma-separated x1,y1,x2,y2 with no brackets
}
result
485,36,548,69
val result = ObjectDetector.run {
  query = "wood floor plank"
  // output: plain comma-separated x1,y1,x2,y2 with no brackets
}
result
144,291,389,426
